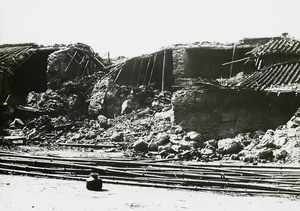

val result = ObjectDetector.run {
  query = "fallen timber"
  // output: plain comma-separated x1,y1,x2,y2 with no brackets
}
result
1,167,298,195
57,143,118,149
0,151,300,195
1,162,298,187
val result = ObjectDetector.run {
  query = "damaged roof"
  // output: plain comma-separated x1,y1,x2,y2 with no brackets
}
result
219,35,300,93
0,43,106,74
235,60,300,93
247,36,300,57
0,43,38,68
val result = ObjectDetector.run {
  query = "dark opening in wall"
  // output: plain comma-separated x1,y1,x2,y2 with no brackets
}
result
9,49,55,102
115,49,174,90
184,47,254,79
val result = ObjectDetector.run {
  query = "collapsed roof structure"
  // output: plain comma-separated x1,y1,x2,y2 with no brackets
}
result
0,43,106,105
0,35,299,141
98,38,272,91
234,36,300,93
171,35,300,140
0,34,300,167
101,49,174,91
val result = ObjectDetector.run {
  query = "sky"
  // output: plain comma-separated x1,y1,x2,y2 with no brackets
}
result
0,0,300,58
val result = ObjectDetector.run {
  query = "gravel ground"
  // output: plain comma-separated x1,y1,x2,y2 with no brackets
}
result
0,175,299,211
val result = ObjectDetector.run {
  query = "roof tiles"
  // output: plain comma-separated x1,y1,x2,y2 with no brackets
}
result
0,44,37,66
236,60,300,92
248,37,300,57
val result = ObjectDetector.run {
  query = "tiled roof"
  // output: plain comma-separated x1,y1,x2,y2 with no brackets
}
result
247,37,300,57
235,60,300,92
0,44,38,67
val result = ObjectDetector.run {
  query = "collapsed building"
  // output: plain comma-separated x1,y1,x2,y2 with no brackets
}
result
0,43,106,107
1,37,300,195
172,35,300,140
88,38,267,117
172,38,271,81
88,49,174,118
96,36,300,140
105,38,271,90
0,35,299,162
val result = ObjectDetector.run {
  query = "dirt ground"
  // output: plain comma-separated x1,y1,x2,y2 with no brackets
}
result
0,175,299,211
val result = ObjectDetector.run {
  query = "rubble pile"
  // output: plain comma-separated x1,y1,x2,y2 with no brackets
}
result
1,37,300,164
2,72,299,163
89,79,158,118
26,90,69,114
4,70,174,150
129,107,300,163
89,78,130,118
234,108,300,163
26,71,105,115
7,88,299,164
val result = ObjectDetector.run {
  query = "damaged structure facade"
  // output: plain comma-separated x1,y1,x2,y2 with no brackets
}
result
0,34,300,164
0,43,106,105
1,34,300,196
171,35,300,140
1,36,299,135
92,35,300,141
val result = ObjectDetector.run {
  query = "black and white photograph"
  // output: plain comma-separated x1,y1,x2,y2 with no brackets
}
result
0,0,300,210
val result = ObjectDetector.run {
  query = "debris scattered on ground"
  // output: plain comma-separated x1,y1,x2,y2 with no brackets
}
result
1,151,300,195
2,81,300,164
1,36,300,165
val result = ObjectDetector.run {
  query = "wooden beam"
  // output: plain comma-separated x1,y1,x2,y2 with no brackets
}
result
143,57,152,85
148,53,157,85
67,52,82,65
130,60,137,86
114,67,123,83
222,57,249,66
77,55,86,76
82,59,89,76
230,45,236,77
162,50,167,91
137,59,144,86
73,47,106,69
64,51,78,73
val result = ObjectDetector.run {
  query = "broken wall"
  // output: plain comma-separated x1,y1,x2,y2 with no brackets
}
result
171,38,273,83
47,44,106,89
172,47,185,79
172,88,300,140
0,43,106,107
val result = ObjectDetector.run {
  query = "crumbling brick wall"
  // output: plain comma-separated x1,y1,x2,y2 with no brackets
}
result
172,88,300,140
